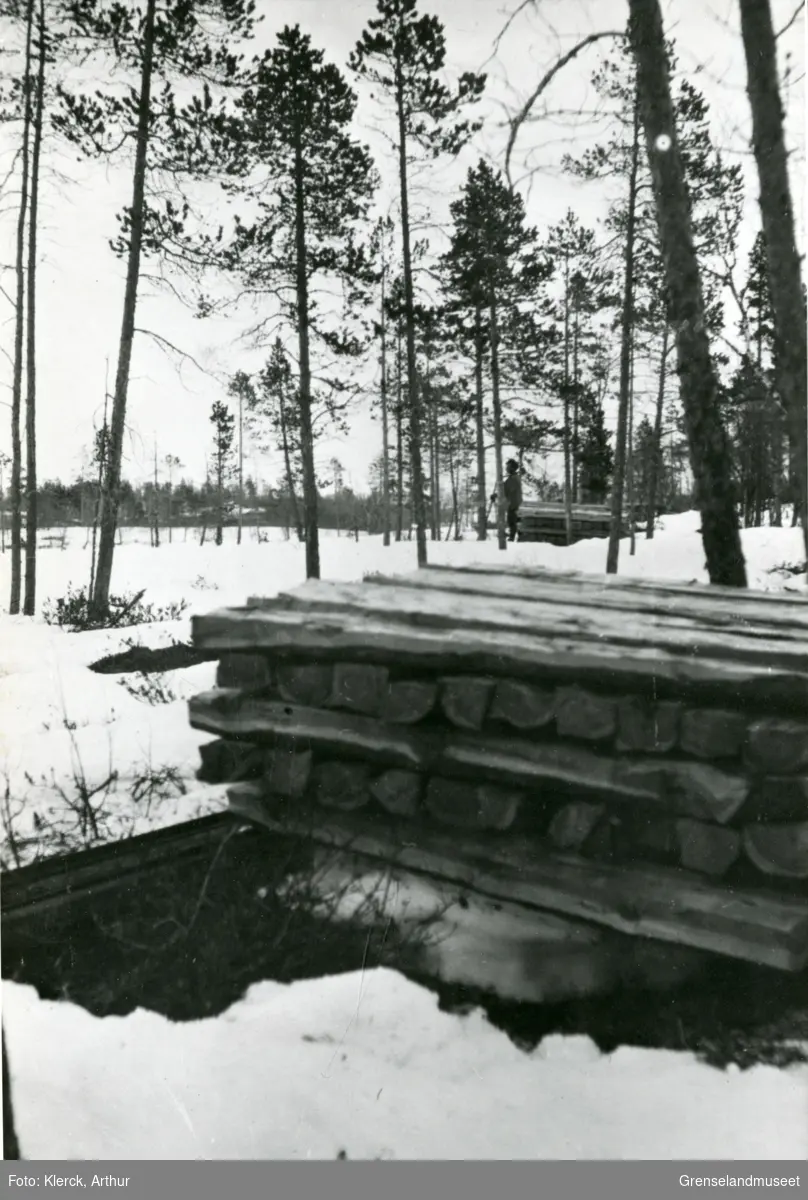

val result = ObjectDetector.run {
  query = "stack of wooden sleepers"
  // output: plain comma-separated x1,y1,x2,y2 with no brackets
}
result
517,502,619,544
188,562,808,975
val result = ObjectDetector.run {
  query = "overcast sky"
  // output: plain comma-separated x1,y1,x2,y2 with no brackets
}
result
1,0,804,493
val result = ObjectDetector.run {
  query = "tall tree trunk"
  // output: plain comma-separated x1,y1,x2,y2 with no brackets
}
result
447,449,459,540
92,0,157,613
152,437,160,548
237,387,243,547
629,0,746,586
627,333,636,556
278,388,303,542
432,384,441,539
474,305,487,540
562,253,573,546
606,91,640,575
394,62,427,567
215,451,223,546
770,405,784,527
426,376,437,540
293,136,319,579
9,0,34,615
572,302,580,503
380,266,391,547
738,0,807,561
395,329,404,542
1,462,6,555
646,320,669,538
22,0,45,616
89,382,108,600
489,293,507,552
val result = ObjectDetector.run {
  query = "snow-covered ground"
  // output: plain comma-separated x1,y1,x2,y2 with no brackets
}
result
5,967,807,1160
2,516,807,1160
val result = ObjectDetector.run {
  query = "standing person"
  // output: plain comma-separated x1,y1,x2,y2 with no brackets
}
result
491,459,523,542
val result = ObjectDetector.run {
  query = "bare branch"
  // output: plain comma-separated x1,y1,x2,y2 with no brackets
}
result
490,0,535,58
504,30,624,188
776,0,805,38
134,327,222,383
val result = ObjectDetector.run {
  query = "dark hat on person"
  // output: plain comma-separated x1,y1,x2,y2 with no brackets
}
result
506,458,518,471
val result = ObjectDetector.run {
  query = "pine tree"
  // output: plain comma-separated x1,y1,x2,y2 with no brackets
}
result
631,414,663,520
4,0,35,614
567,36,744,563
500,410,558,476
435,374,474,540
739,0,807,558
2,0,92,610
578,400,615,503
232,344,305,543
369,216,396,547
628,0,745,586
441,277,490,540
224,25,376,579
209,400,236,546
442,160,544,550
22,0,45,616
542,211,611,539
724,233,784,527
351,0,485,566
55,0,256,613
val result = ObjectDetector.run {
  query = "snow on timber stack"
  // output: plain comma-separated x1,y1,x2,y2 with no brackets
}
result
188,562,808,989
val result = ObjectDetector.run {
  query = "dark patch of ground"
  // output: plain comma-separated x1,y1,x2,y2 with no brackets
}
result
414,961,808,1072
3,825,806,1072
1,823,417,1022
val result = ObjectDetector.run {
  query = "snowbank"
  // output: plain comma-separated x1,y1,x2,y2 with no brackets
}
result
4,971,807,1160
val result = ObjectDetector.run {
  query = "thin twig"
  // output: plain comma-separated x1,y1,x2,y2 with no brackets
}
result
776,0,805,39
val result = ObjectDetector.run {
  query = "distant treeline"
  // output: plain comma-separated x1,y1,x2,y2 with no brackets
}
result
0,471,699,544
0,475,415,537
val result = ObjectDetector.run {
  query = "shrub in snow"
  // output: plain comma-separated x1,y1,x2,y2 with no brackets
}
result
42,585,189,632
118,673,177,706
